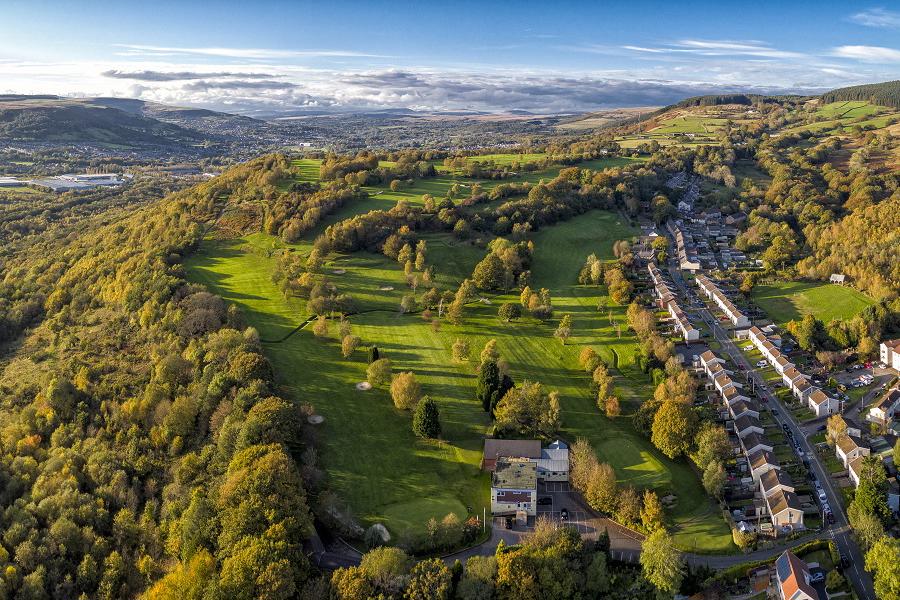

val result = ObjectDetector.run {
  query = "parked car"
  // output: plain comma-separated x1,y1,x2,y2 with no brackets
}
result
817,424,826,431
782,423,790,431
537,496,552,505
840,553,851,568
560,508,569,521
772,409,779,416
810,571,825,583
756,360,767,367
827,513,835,524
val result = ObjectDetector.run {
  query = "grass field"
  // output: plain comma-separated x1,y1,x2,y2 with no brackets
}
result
751,281,875,324
187,164,733,551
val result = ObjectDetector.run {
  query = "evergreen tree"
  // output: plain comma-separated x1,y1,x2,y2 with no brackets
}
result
412,397,441,439
475,361,501,413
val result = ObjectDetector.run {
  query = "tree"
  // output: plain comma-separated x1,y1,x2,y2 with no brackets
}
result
519,286,532,308
312,315,329,338
367,358,392,387
848,502,886,550
852,455,889,520
604,396,620,418
554,314,572,344
640,490,665,532
825,570,845,592
493,380,561,438
593,364,613,405
368,345,380,363
480,339,500,364
475,360,502,414
615,486,642,527
412,397,441,439
640,529,684,595
692,423,730,471
472,253,506,290
651,400,698,459
359,546,411,597
341,335,361,359
865,537,900,600
584,461,618,513
579,347,601,373
446,300,464,325
826,414,848,447
456,556,496,600
703,461,726,499
391,372,422,410
497,303,521,322
452,338,470,362
404,558,452,600
585,552,610,596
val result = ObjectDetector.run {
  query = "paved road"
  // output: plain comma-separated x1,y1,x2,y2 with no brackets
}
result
665,262,876,600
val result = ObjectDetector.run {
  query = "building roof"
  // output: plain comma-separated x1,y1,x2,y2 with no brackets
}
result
492,457,537,490
723,386,744,401
538,440,569,472
881,339,900,351
775,356,792,368
760,468,793,494
808,389,830,406
714,372,733,388
735,414,761,433
795,379,812,394
730,399,756,415
749,449,779,471
483,439,541,462
700,350,718,363
848,455,866,481
837,434,867,455
767,488,802,516
834,414,861,432
783,367,802,381
775,550,819,600
872,388,900,411
742,432,772,452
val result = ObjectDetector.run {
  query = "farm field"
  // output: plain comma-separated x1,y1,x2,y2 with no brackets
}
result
751,281,875,324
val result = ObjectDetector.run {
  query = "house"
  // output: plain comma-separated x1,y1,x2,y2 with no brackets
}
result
735,414,764,439
773,550,819,600
537,440,569,482
722,385,750,407
699,350,722,376
669,302,700,342
749,449,781,484
794,379,814,402
773,355,793,375
749,326,766,348
742,432,774,457
714,372,737,395
760,468,795,498
730,399,759,420
781,367,803,389
807,389,837,417
869,388,900,424
836,435,870,468
879,339,900,371
482,439,541,471
766,489,804,530
491,458,537,516
848,455,865,488
829,273,846,285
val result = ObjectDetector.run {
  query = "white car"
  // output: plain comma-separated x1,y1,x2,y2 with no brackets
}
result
743,345,754,351
756,360,767,367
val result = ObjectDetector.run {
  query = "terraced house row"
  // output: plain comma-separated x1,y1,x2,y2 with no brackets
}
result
695,274,751,327
698,350,805,532
648,262,699,341
747,326,838,417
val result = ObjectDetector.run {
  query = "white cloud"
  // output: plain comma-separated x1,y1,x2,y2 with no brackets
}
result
114,44,386,60
849,8,900,29
832,45,900,62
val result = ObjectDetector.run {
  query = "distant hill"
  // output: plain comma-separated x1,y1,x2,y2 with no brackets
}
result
0,97,205,147
820,80,900,110
0,96,268,150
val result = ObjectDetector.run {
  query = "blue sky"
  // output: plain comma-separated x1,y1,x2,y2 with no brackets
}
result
2,1,900,114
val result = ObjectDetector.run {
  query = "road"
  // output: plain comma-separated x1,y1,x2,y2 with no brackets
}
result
665,262,876,600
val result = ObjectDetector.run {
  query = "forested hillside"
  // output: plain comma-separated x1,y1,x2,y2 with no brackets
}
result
0,155,317,599
820,80,900,110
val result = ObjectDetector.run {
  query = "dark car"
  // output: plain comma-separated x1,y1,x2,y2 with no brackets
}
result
560,508,569,521
817,424,826,432
537,496,552,505
840,553,851,568
772,409,779,416
828,513,835,525
782,423,790,431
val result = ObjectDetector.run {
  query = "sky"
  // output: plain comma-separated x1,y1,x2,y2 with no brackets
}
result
2,0,900,115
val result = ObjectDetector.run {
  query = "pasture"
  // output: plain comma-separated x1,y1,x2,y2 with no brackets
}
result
751,281,875,324
186,164,734,551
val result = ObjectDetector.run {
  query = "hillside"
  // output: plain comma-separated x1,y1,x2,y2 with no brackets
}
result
820,80,900,110
0,96,204,146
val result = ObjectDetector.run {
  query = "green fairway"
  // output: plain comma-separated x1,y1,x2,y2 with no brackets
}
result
752,281,875,324
185,205,733,551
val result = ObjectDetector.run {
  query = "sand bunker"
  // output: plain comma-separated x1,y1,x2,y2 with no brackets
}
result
379,286,395,291
307,415,325,425
332,269,347,275
356,382,373,391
